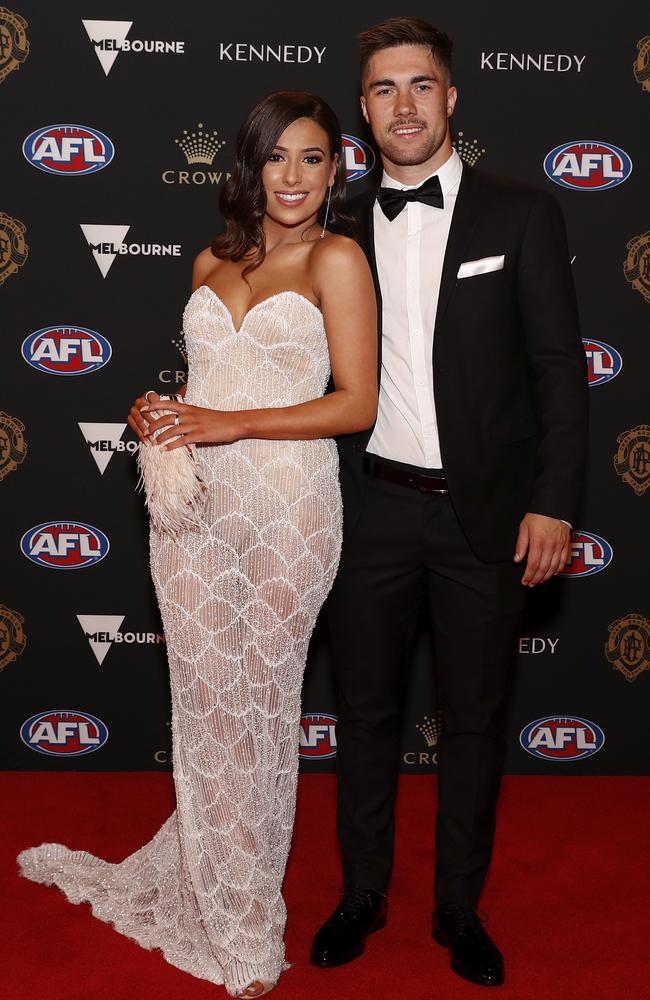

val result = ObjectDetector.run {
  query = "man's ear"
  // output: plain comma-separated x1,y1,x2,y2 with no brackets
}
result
360,94,370,124
446,86,458,119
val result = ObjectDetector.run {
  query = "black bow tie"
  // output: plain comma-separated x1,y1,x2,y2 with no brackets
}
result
377,175,444,221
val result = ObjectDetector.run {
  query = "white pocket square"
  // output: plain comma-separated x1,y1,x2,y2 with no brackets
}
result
457,254,505,279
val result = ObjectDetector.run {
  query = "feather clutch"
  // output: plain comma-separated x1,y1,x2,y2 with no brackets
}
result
136,396,206,537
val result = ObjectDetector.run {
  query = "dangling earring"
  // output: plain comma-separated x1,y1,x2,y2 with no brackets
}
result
320,184,333,239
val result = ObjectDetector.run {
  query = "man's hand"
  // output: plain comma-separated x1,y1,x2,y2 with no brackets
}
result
514,513,570,586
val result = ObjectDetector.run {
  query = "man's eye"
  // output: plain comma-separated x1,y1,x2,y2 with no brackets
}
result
415,84,431,92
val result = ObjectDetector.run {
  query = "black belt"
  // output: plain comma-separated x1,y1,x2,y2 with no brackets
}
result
363,454,448,494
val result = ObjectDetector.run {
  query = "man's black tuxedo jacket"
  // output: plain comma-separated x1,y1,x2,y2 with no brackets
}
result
336,165,589,564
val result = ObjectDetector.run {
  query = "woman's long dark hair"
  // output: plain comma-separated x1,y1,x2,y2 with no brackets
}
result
212,91,354,275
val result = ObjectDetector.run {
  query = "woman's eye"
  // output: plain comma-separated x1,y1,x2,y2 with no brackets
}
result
304,156,323,164
268,153,284,162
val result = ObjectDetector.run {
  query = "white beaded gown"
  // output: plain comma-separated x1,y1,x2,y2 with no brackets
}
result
18,285,343,995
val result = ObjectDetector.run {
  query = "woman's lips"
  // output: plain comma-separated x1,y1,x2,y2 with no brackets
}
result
275,191,309,205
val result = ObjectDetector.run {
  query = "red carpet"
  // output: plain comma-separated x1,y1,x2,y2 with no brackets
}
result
2,772,648,1000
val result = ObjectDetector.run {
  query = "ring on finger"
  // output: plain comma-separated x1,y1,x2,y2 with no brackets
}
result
174,415,181,427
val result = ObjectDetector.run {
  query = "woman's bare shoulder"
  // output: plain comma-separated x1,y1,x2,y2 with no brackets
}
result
192,246,221,289
308,233,374,314
310,233,366,273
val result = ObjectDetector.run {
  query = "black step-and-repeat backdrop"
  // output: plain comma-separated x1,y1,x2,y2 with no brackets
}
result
1,2,649,776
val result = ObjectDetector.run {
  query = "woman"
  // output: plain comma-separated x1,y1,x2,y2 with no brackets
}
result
18,91,377,997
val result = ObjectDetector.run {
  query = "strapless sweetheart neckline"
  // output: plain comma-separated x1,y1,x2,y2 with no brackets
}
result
192,284,322,334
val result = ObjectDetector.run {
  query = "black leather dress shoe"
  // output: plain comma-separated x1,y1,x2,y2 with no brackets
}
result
433,905,505,986
311,888,387,967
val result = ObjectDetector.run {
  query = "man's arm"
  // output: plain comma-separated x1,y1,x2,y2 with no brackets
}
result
514,191,589,584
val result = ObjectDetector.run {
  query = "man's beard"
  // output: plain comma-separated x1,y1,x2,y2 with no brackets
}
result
379,120,446,167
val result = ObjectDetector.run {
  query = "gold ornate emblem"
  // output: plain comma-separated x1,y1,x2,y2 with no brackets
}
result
624,231,650,304
0,603,26,672
0,411,27,480
614,424,650,495
0,212,28,284
634,36,650,93
0,7,29,83
452,131,486,167
605,613,650,682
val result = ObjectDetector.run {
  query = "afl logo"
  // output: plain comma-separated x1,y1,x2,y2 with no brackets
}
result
22,124,114,175
20,710,109,757
21,521,110,569
22,326,112,375
544,141,632,191
342,134,375,182
299,713,337,759
557,530,613,578
520,716,605,761
583,339,623,386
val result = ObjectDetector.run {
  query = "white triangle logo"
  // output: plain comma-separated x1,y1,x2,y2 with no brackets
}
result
77,614,125,666
82,19,133,76
80,224,130,278
78,422,127,474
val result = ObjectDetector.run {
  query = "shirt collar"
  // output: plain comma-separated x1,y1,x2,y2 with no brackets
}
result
380,147,463,196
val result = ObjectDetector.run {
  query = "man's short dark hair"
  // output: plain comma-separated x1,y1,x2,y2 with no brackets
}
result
359,17,453,84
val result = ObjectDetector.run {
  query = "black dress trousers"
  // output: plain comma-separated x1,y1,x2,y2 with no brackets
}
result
328,464,525,908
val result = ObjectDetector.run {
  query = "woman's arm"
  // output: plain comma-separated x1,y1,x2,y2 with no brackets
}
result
191,245,218,292
127,249,215,440
147,237,378,449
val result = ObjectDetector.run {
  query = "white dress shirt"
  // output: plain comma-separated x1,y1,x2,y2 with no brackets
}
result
367,148,463,469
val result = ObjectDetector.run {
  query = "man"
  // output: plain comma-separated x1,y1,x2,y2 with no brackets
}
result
311,17,588,987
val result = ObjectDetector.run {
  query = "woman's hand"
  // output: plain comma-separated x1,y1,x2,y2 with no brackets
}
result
128,392,160,444
141,399,243,450
128,386,188,444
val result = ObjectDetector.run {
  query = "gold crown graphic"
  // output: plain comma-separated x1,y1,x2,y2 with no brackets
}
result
453,131,486,167
415,713,441,748
175,123,225,165
171,332,188,364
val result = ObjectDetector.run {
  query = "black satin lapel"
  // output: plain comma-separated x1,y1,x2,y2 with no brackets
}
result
355,190,380,288
368,199,384,381
366,201,382,295
354,188,383,381
434,165,480,342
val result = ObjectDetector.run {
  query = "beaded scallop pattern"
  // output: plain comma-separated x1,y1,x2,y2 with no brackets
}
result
19,286,342,995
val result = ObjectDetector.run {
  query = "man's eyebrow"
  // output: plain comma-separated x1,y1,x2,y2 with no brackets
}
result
369,74,437,89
